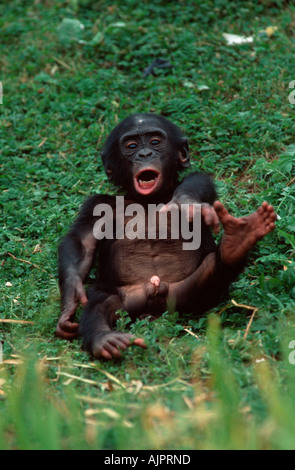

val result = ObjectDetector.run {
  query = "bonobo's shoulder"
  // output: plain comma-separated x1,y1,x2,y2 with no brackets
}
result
80,194,116,211
180,172,215,183
86,193,116,204
69,194,116,232
175,172,217,205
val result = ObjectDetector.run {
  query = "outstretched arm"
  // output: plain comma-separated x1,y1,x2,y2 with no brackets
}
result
174,172,217,205
167,200,276,312
164,173,220,233
56,195,109,339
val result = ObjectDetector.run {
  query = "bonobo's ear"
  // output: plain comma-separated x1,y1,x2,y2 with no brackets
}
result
101,149,114,181
178,138,190,168
106,168,113,180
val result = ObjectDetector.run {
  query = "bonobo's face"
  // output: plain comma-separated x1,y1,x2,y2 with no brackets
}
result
119,121,168,196
102,113,190,199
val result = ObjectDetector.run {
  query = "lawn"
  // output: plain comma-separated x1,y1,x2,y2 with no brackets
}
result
0,0,294,450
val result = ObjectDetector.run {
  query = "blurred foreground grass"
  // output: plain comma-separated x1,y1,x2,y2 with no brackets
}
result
2,315,295,450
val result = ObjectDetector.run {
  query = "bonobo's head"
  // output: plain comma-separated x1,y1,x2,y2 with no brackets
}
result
101,113,190,200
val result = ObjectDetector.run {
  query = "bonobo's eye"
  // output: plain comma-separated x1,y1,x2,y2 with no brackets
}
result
125,141,138,150
150,137,161,146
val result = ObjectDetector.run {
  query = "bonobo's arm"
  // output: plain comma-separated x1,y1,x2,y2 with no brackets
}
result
167,200,277,312
56,195,108,339
174,173,217,205
166,173,220,233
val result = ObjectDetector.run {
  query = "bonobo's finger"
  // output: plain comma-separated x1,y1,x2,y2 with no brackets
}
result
103,342,123,359
114,340,128,351
202,208,213,225
261,203,276,221
177,203,199,223
56,329,78,340
201,204,220,234
160,200,201,223
75,281,88,306
93,333,147,360
79,294,88,307
201,204,213,222
132,338,147,348
116,333,134,345
269,222,276,231
59,318,79,332
118,333,146,347
184,204,197,222
108,335,129,351
213,200,228,218
159,202,179,213
56,320,79,339
100,348,113,360
212,211,220,234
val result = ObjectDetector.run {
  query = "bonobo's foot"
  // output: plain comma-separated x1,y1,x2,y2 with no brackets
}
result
214,201,276,265
92,331,147,360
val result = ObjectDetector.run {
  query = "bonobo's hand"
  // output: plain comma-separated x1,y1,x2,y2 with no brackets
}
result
56,277,88,340
201,202,220,234
56,309,79,340
92,331,147,360
160,195,220,234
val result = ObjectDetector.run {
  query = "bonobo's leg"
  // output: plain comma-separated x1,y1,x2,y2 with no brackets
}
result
214,201,276,265
57,234,94,340
79,287,146,360
167,252,236,313
56,195,115,340
168,201,276,313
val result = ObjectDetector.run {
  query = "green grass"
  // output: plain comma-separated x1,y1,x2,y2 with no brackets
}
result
0,0,295,450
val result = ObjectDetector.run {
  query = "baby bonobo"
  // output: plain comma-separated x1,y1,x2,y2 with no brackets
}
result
56,113,276,360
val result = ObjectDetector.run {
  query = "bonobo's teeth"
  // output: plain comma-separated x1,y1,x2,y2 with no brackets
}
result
134,168,161,195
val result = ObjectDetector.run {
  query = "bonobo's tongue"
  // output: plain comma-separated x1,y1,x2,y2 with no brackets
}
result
139,181,155,190
138,170,157,189
134,169,160,195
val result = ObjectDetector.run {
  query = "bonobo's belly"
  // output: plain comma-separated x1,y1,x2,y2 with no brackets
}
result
111,237,201,285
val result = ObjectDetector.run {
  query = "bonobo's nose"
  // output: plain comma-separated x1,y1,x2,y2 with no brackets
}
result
138,148,153,158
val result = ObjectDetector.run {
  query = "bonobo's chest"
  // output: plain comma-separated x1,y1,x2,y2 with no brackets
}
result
103,203,202,285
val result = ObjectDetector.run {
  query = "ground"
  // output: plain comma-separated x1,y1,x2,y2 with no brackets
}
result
0,0,295,450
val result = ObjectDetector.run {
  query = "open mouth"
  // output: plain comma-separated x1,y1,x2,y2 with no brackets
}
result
134,168,161,196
